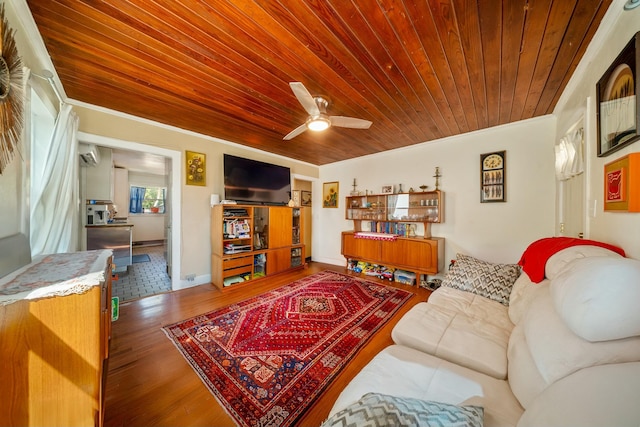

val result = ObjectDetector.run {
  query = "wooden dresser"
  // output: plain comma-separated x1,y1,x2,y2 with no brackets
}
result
0,250,112,426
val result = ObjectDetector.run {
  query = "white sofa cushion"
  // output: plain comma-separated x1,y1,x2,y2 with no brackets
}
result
392,301,512,379
550,256,640,342
507,273,547,325
441,254,521,306
523,287,640,385
506,324,547,409
328,345,524,427
429,286,514,330
517,362,640,427
544,245,624,280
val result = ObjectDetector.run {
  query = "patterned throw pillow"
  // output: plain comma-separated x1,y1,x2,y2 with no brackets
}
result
322,393,484,427
441,253,521,306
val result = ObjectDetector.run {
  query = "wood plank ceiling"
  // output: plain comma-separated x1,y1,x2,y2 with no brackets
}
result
27,0,612,165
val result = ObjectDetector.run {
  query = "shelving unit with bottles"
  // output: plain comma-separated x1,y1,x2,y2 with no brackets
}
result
342,190,445,279
211,204,305,290
345,190,443,238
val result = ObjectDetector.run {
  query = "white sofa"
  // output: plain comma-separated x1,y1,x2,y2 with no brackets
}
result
324,241,640,427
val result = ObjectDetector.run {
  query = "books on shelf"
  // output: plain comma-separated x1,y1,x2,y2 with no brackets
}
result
223,218,251,239
366,221,408,236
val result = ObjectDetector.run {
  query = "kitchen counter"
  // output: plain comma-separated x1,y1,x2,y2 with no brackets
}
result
86,224,133,273
85,222,134,228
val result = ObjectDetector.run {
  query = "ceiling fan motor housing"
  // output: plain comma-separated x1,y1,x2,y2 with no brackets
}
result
306,114,331,131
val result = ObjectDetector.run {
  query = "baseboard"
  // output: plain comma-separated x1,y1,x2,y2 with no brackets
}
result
175,273,211,290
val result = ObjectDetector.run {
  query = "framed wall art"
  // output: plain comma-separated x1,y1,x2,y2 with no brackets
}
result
604,152,640,212
480,151,506,203
185,151,206,186
381,184,394,194
596,31,639,157
322,182,339,208
301,190,312,206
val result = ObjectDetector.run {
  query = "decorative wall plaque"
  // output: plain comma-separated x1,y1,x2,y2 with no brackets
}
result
0,4,24,174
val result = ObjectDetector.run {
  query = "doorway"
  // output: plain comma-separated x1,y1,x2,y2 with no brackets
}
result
111,148,171,301
78,132,182,293
557,119,585,238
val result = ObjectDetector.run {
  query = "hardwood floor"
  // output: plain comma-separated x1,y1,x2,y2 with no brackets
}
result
103,262,431,427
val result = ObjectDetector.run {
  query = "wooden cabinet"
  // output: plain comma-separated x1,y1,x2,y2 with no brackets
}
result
0,251,112,426
342,232,380,260
267,247,294,275
343,191,445,278
268,207,293,248
211,205,305,290
342,231,444,277
346,190,443,238
380,238,440,272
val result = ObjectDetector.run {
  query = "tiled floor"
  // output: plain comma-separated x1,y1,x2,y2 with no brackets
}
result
112,244,172,302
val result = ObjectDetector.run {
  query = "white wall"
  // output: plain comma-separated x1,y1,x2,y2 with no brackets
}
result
314,116,557,271
554,0,640,260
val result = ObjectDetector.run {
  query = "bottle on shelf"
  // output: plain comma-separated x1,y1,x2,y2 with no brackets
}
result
345,190,443,238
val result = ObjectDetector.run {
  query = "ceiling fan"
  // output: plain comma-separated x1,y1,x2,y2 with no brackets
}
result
283,82,372,140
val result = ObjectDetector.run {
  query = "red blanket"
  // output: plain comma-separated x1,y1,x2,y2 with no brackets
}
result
518,237,625,283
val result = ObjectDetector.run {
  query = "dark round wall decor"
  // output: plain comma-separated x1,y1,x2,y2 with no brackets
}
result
0,3,24,174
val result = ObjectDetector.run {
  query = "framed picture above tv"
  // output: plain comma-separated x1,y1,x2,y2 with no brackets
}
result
186,151,206,186
596,32,639,157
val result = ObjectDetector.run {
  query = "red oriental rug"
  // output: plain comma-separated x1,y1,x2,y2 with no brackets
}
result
162,270,412,427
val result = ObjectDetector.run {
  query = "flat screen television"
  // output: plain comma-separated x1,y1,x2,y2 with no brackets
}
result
223,154,291,205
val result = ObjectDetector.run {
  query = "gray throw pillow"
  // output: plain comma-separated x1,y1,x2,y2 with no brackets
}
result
322,393,484,427
441,253,521,306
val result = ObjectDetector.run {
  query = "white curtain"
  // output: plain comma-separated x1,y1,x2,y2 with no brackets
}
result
555,127,584,181
30,104,79,255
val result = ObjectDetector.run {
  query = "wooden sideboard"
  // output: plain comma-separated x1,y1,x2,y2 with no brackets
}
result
341,231,444,277
0,250,112,426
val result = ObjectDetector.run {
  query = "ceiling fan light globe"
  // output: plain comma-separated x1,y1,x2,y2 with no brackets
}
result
307,117,330,132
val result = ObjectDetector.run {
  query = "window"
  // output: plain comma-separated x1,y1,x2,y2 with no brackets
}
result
130,186,166,214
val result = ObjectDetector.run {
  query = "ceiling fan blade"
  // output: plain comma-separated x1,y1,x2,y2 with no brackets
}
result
283,123,308,140
289,82,320,115
330,116,373,129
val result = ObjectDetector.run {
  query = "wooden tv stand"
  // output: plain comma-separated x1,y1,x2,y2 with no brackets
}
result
211,204,305,290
